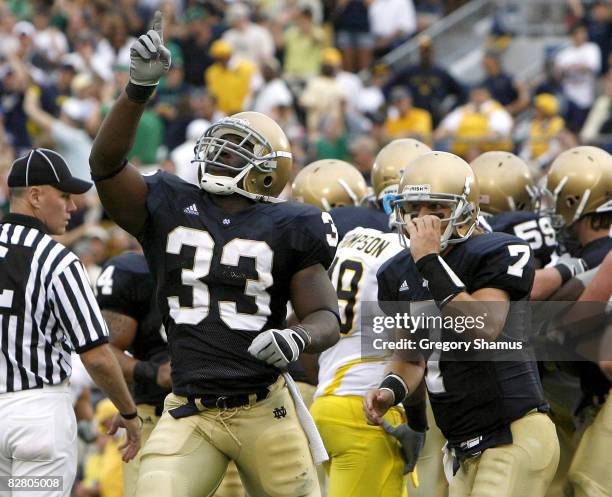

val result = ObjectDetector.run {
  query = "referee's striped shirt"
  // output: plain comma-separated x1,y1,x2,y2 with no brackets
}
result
0,213,109,393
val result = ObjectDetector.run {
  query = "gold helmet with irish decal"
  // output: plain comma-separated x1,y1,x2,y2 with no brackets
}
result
391,151,480,248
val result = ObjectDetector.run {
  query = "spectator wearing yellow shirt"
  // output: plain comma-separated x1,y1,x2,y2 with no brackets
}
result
282,7,326,83
385,87,432,144
74,399,123,497
520,93,575,172
205,40,258,115
434,85,513,161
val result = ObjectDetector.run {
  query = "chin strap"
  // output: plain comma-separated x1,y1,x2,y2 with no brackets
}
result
199,165,285,203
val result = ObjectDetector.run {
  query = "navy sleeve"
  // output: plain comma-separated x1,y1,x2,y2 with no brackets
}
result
329,206,391,240
136,170,168,244
142,170,168,214
580,237,612,269
470,240,536,300
96,261,146,321
377,261,398,304
290,210,337,271
377,254,416,316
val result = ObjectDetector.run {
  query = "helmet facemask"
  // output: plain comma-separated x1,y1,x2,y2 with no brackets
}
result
193,117,291,203
518,183,540,211
544,145,612,232
542,175,588,231
319,178,363,210
538,184,564,230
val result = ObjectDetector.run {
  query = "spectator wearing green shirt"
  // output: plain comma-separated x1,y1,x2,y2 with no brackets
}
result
314,115,350,162
127,108,165,166
101,64,164,166
6,0,31,20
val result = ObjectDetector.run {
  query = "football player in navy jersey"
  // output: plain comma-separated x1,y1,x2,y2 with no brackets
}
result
95,252,170,497
89,13,340,497
530,146,612,497
366,151,559,497
372,141,449,497
532,146,612,301
551,252,612,497
470,151,557,267
292,158,388,238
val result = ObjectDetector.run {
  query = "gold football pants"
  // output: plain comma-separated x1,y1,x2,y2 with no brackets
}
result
134,377,319,497
449,412,559,497
568,392,612,497
409,398,448,497
212,381,318,497
123,403,161,497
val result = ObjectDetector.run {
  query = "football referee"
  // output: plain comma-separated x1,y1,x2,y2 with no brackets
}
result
0,149,140,497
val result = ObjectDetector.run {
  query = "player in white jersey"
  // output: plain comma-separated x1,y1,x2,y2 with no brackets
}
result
316,227,405,399
293,141,431,497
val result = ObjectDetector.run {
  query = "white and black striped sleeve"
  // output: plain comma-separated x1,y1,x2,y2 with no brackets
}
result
49,259,109,353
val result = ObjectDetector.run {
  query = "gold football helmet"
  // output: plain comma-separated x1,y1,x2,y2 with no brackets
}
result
546,146,612,227
194,111,293,202
292,160,368,211
391,151,480,248
372,139,432,200
470,151,538,215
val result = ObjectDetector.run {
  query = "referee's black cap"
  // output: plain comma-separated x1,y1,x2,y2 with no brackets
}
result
8,148,92,194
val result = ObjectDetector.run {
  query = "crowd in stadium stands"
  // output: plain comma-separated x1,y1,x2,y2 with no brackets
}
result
0,0,611,495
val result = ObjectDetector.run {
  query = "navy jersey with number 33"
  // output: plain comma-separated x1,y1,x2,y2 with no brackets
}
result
137,171,337,397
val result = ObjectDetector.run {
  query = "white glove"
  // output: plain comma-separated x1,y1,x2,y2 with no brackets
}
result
248,327,311,369
554,253,588,282
129,11,171,86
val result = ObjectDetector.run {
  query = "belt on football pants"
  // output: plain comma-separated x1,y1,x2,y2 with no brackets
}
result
169,389,270,419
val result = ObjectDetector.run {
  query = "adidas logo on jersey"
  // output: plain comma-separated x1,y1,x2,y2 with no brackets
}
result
399,280,410,292
184,203,199,215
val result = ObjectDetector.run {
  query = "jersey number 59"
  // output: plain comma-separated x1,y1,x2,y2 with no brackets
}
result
513,217,556,251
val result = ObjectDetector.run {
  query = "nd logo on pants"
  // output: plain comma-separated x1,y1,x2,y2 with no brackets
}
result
135,377,320,497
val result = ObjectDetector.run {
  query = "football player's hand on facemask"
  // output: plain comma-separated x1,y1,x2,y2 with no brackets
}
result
248,326,311,369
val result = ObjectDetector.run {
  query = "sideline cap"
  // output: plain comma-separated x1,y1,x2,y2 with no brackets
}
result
8,148,92,194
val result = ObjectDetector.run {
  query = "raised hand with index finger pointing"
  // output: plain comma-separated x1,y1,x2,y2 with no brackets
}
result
129,11,171,90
